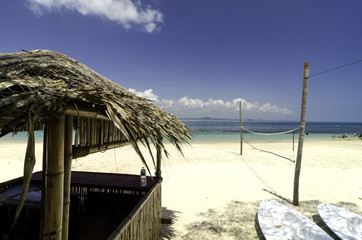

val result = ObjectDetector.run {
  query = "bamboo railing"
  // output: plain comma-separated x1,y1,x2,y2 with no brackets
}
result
108,180,162,240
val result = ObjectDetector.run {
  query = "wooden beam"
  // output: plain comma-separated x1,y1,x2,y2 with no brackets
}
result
43,116,65,240
72,140,130,159
65,104,109,121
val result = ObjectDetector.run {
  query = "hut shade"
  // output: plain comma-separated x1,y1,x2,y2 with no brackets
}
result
0,50,192,157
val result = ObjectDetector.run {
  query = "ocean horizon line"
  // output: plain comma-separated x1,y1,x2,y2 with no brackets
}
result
180,117,362,123
1,120,361,143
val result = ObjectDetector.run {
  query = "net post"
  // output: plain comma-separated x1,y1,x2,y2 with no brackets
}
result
293,62,309,206
239,101,242,155
293,130,295,152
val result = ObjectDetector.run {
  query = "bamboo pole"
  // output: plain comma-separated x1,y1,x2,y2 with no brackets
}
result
109,122,114,142
104,121,109,143
112,124,116,142
44,116,65,240
116,126,120,141
62,116,73,240
80,118,85,147
95,120,99,145
74,117,79,147
156,135,162,179
86,118,91,146
239,101,243,155
90,119,96,146
293,62,309,206
40,122,48,240
100,120,104,145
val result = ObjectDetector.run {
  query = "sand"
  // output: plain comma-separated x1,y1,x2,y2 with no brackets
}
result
1,138,361,239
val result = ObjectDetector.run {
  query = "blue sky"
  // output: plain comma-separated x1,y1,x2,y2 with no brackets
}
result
1,0,362,121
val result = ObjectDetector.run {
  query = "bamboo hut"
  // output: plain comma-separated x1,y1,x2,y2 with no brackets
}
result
0,50,191,240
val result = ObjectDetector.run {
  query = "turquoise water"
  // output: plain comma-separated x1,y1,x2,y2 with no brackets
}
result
1,121,361,143
0,131,44,143
184,121,362,143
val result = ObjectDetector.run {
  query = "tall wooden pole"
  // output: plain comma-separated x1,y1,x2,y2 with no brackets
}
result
40,122,48,240
44,116,65,240
240,101,243,155
293,62,309,206
156,134,162,179
62,116,73,240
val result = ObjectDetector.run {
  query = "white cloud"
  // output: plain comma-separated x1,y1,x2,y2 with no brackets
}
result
27,0,163,33
158,99,174,109
179,97,204,108
260,103,293,114
129,88,294,118
128,88,159,101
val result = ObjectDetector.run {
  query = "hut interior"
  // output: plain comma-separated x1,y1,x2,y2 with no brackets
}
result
0,50,191,240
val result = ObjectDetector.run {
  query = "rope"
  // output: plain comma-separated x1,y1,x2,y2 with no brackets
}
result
309,59,362,78
241,126,298,136
240,156,278,196
243,139,295,163
240,155,293,204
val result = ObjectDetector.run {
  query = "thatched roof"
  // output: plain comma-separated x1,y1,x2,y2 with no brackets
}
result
0,49,191,157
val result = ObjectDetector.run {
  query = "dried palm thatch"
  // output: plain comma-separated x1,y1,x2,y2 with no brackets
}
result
1,49,193,233
0,49,192,160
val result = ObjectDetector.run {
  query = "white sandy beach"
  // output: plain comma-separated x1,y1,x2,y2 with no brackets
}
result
0,139,361,239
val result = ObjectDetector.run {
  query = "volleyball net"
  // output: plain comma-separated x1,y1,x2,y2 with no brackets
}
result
241,126,299,163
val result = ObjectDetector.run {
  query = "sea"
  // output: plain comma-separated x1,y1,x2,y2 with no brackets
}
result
1,120,362,143
182,120,362,143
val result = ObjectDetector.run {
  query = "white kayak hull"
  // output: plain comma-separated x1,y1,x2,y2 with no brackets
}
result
318,203,362,240
258,199,332,240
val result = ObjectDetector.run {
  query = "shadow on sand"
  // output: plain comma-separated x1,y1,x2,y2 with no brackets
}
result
180,200,262,240
167,198,361,240
159,207,180,240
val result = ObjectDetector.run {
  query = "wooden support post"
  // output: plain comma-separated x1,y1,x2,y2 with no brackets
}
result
90,119,96,146
75,117,79,147
80,118,85,147
40,123,48,240
62,116,73,240
86,118,91,146
104,121,109,143
116,127,120,141
155,134,162,179
100,120,104,145
293,62,309,206
111,124,116,142
95,120,99,145
44,116,65,240
293,130,295,152
239,101,243,155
